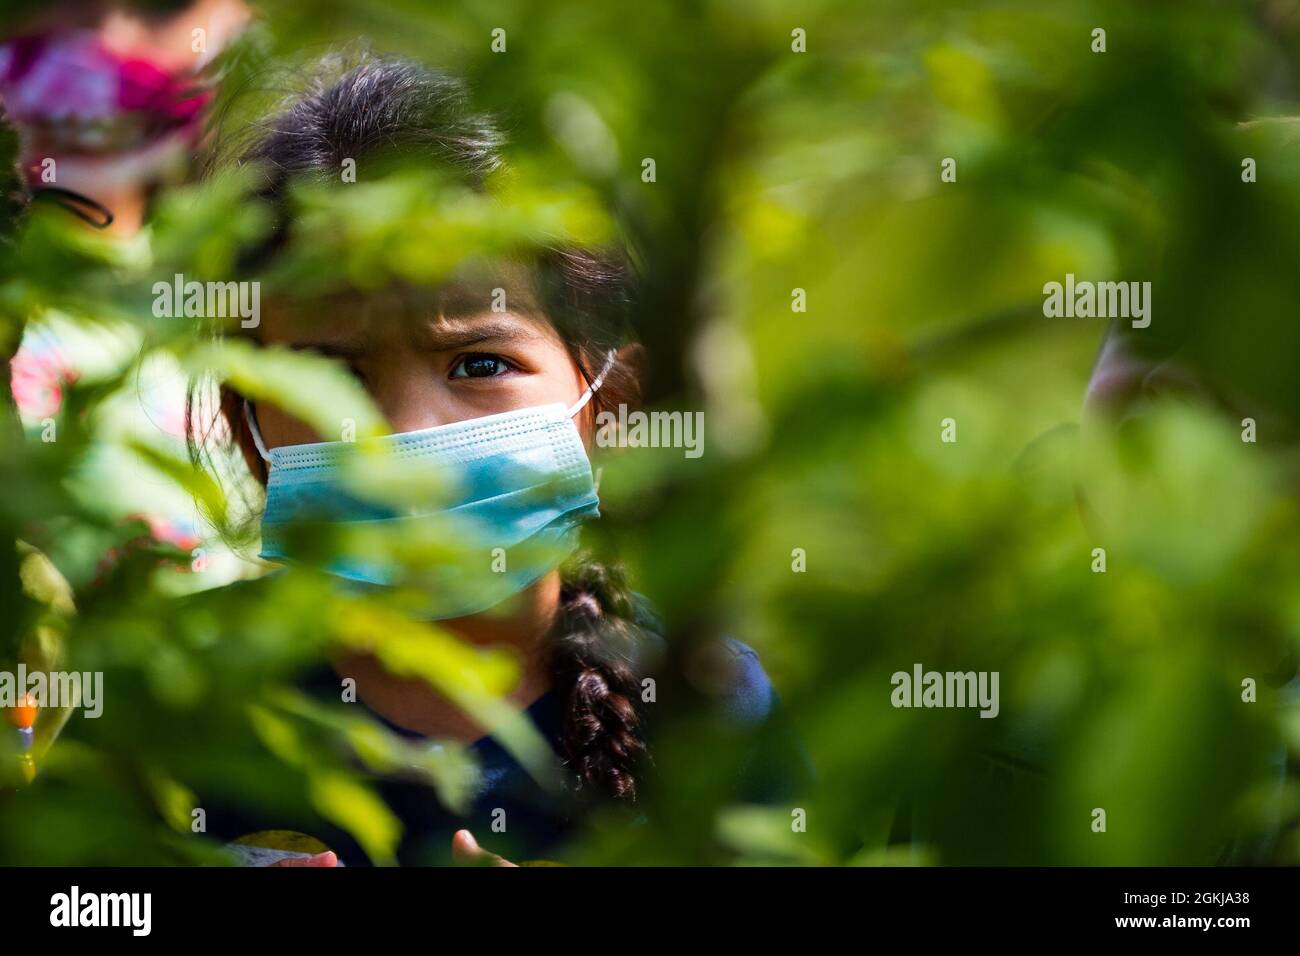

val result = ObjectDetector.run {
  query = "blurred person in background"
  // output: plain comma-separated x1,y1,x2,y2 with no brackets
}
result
2,0,248,451
2,0,247,436
913,318,1300,865
0,1,248,780
0,0,248,235
1084,320,1300,862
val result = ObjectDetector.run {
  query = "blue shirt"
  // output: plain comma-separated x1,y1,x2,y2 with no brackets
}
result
206,635,812,865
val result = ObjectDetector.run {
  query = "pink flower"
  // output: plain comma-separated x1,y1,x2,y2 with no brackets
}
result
136,514,202,554
9,338,78,419
0,31,211,157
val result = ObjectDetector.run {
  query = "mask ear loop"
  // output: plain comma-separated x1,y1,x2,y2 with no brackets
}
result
243,400,273,462
29,186,115,229
568,349,618,418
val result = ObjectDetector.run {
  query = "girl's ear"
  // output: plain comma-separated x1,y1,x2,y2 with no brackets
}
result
224,389,268,484
238,419,267,483
614,342,646,393
616,341,645,364
579,342,644,448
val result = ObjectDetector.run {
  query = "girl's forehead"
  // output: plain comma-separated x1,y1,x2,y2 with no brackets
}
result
256,257,544,340
434,260,542,316
258,279,560,352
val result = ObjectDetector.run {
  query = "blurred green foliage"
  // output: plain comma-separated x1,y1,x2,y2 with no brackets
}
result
2,0,1300,865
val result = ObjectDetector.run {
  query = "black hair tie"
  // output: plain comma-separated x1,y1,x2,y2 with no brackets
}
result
29,186,115,229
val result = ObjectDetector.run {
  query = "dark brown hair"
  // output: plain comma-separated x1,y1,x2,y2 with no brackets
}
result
186,51,648,800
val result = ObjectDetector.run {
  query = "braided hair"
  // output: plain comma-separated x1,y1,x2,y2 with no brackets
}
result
188,50,649,800
551,554,649,799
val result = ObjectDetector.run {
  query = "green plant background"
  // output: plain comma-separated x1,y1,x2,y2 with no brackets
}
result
1,0,1298,865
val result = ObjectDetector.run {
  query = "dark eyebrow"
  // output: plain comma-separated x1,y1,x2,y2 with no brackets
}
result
420,317,544,352
280,316,543,357
287,339,368,359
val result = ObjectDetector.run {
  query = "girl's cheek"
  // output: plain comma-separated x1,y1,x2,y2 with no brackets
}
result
255,406,323,448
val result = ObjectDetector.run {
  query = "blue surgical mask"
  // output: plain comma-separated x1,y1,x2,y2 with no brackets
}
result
245,351,615,619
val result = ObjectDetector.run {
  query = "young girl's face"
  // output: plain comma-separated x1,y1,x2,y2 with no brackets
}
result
250,276,595,450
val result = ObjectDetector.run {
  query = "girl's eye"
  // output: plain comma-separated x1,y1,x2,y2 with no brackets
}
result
451,354,512,379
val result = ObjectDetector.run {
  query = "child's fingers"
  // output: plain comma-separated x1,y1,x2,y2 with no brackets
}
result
451,829,517,867
270,850,338,867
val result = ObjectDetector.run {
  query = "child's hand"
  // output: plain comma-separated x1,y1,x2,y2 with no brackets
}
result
451,830,517,867
270,851,338,867
260,834,516,866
